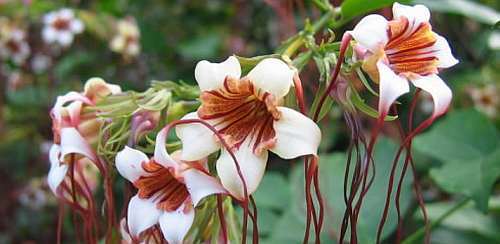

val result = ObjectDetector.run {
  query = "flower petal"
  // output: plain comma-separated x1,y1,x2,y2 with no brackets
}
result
59,8,74,19
59,127,97,163
42,27,57,43
270,107,321,159
127,195,162,238
48,144,68,194
175,112,220,161
195,56,241,91
70,19,84,33
246,58,294,99
119,218,132,243
392,3,430,25
158,205,195,244
51,91,92,122
154,126,179,169
410,74,452,117
183,169,226,206
433,33,459,68
350,14,389,52
216,141,268,200
116,146,149,183
377,61,410,115
57,31,74,47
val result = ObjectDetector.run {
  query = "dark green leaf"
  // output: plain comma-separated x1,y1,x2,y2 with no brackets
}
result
413,109,500,211
337,0,411,27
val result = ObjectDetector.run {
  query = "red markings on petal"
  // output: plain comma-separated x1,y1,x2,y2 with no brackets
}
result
134,160,189,211
385,17,438,76
198,77,278,154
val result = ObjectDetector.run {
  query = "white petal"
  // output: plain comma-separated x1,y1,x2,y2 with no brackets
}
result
59,127,97,163
175,112,220,161
51,91,91,122
183,169,226,206
70,19,84,33
154,126,180,169
377,61,410,115
42,27,57,43
195,56,241,91
48,144,68,194
350,14,389,52
216,142,268,200
127,195,161,237
270,107,321,159
59,8,74,19
393,3,430,25
43,12,56,24
158,206,195,244
410,75,452,117
115,146,148,183
246,58,294,99
119,218,132,243
57,31,74,46
433,33,459,68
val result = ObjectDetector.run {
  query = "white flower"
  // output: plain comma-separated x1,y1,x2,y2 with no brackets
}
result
349,3,458,118
110,18,140,57
469,84,498,118
31,54,52,73
176,56,321,200
48,78,121,195
115,128,226,243
0,28,30,65
42,8,84,47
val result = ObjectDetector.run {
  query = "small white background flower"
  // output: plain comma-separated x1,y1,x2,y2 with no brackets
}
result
110,17,140,58
0,28,30,65
42,8,84,47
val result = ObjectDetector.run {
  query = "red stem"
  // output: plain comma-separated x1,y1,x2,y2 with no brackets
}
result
312,33,352,122
217,195,228,244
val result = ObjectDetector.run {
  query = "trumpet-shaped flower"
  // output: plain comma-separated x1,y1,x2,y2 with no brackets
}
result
115,127,226,243
176,56,321,200
42,8,84,47
350,3,458,117
48,78,121,194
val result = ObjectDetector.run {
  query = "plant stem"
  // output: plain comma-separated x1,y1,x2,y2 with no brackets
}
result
401,198,471,244
282,8,336,57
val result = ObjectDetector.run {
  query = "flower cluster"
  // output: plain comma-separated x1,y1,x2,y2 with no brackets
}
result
45,2,461,243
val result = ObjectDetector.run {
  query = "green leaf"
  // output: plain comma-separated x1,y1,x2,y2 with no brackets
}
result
337,0,411,27
178,33,221,60
351,89,398,121
282,137,414,243
413,109,500,212
412,199,500,242
253,172,291,210
414,0,500,25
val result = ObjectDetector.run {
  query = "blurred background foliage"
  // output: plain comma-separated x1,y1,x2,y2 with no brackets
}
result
0,0,498,243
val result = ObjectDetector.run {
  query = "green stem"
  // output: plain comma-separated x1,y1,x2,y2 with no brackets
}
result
282,8,336,57
402,198,471,244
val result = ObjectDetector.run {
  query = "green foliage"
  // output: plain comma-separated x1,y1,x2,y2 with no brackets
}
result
255,138,414,243
414,0,500,25
337,0,411,27
414,109,500,212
